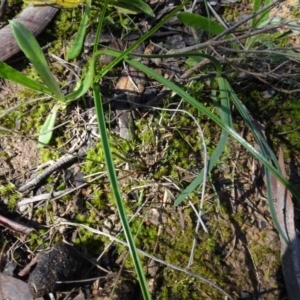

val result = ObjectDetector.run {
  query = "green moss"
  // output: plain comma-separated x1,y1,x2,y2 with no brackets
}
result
34,206,49,217
0,87,54,137
61,193,73,201
268,98,300,153
0,184,20,211
86,210,98,225
83,143,105,174
153,165,170,179
223,6,238,23
74,213,86,223
91,189,107,210
0,183,15,195
39,148,60,163
291,6,300,18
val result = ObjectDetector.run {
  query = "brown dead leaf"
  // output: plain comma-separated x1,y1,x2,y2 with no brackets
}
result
270,148,300,300
114,66,145,140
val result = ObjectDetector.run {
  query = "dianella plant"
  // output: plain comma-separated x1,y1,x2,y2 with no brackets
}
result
0,0,300,298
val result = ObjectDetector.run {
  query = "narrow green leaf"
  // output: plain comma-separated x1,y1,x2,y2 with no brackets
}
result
251,0,271,28
9,21,65,102
93,83,152,300
62,8,177,105
123,58,299,245
129,51,223,77
174,77,232,206
246,0,272,48
177,12,226,35
93,0,109,54
0,61,54,96
96,2,186,81
122,56,300,203
227,82,290,245
67,0,91,60
113,4,143,15
38,104,59,147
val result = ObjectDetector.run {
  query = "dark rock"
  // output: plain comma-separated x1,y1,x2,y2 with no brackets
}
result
28,243,81,297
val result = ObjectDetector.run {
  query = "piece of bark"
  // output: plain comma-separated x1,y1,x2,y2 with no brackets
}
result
0,5,58,61
114,45,146,140
270,148,300,300
253,120,300,299
0,214,33,235
114,67,145,140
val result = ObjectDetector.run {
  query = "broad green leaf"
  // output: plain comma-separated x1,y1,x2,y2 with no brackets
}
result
10,21,65,102
67,0,91,60
0,61,53,96
38,104,59,147
177,12,226,35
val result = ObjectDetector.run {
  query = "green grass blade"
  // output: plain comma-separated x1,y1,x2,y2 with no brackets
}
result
65,0,109,102
177,12,226,35
9,21,65,102
65,48,221,103
227,83,280,169
66,0,91,60
227,83,290,245
251,0,272,28
130,52,223,76
246,0,272,48
251,0,263,27
93,0,109,54
95,1,186,81
93,83,151,300
0,61,54,96
89,48,299,204
174,124,229,206
174,77,232,206
122,57,300,203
